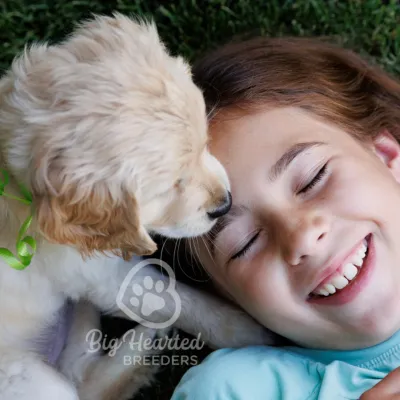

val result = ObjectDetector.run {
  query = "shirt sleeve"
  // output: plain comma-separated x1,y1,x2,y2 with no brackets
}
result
170,346,321,400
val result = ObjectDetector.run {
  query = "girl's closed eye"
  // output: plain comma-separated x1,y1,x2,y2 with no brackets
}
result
229,230,262,262
298,162,329,195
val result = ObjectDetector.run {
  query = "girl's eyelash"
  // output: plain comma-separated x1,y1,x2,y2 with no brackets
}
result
230,231,261,261
299,163,328,194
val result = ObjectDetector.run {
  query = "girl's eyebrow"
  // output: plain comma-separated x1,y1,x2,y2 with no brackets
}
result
269,141,326,182
208,204,249,257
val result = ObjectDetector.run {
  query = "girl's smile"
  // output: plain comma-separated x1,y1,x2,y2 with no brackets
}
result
308,234,374,306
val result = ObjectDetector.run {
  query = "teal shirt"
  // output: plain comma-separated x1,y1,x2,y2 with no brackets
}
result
171,329,400,399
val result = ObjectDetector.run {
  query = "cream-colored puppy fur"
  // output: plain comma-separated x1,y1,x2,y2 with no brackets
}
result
0,13,271,400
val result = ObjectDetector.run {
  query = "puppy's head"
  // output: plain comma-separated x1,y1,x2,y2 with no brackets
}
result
0,13,231,259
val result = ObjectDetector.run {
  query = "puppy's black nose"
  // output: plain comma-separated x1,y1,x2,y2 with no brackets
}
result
207,191,232,219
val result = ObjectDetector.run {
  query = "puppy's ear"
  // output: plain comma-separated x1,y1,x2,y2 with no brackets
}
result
34,183,157,260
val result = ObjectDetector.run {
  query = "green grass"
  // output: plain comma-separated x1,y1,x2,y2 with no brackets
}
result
1,0,399,398
1,0,400,75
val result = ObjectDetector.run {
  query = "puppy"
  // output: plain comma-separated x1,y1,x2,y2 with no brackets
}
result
0,13,272,400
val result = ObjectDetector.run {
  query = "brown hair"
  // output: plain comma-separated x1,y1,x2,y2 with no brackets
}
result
192,36,400,141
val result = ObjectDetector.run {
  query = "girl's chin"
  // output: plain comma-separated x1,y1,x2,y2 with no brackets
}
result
335,314,400,350
297,334,385,351
288,316,400,351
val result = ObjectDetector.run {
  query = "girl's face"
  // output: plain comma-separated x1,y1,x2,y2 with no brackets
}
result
200,106,400,350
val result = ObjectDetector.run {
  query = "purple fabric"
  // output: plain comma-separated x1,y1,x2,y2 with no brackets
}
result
35,301,74,366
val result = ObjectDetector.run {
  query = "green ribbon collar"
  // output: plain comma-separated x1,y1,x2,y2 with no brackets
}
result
0,169,36,270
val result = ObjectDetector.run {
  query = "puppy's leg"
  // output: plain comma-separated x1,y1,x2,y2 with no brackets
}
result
0,350,78,400
77,325,171,400
115,272,274,349
58,300,103,385
75,257,273,349
58,300,169,400
84,258,275,349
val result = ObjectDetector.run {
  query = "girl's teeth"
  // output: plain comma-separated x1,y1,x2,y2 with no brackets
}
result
311,239,369,298
324,284,336,295
357,248,366,257
330,275,349,290
361,241,367,253
352,256,364,267
313,265,358,296
343,263,358,280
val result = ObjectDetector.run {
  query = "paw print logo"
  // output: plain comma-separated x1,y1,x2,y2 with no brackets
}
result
116,258,181,329
130,277,166,317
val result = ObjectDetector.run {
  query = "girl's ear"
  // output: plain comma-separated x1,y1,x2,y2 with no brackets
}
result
372,130,400,183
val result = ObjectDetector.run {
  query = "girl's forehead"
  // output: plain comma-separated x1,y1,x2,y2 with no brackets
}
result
209,107,355,161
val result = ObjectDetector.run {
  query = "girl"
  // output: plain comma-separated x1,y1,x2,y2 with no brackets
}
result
171,36,400,399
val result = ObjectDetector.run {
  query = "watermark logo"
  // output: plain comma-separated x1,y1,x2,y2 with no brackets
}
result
116,258,181,329
86,329,205,357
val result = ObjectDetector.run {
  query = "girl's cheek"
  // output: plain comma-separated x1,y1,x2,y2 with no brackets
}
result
240,258,290,305
230,260,268,298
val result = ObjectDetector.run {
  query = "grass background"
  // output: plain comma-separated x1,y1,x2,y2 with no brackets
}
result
1,0,399,399
1,0,400,75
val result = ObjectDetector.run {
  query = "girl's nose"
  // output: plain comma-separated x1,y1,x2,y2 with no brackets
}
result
280,209,330,266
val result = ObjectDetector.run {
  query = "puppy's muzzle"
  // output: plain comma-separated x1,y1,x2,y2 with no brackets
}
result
207,191,232,219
